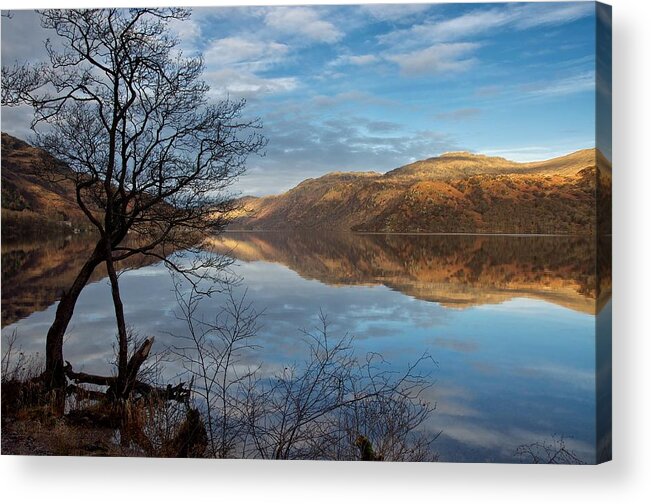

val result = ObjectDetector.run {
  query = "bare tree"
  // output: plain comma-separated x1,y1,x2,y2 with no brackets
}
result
241,314,436,461
170,291,438,461
515,435,586,465
1,8,266,390
168,283,261,458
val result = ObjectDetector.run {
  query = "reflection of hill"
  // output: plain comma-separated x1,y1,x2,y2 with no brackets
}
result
597,234,612,313
208,232,601,314
1,237,161,327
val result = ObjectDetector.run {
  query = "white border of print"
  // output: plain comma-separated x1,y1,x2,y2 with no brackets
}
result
1,1,649,503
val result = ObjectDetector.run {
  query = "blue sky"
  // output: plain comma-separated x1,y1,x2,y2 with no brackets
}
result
1,2,603,196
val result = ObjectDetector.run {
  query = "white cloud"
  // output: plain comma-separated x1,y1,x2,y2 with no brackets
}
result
310,90,395,108
379,2,594,48
235,106,460,195
264,7,343,44
419,8,513,43
377,3,593,79
204,36,290,70
515,2,595,29
435,107,482,121
329,53,379,67
168,16,201,48
1,104,35,139
480,145,593,162
1,10,50,64
205,69,298,100
359,4,431,22
521,71,595,98
386,43,480,76
347,54,379,66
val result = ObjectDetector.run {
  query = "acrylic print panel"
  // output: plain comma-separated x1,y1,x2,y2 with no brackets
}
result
0,2,611,464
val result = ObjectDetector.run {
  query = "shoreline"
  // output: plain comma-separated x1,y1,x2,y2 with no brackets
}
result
224,228,595,238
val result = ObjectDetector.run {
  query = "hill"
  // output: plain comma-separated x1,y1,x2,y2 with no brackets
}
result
231,149,611,234
1,133,94,239
1,135,612,236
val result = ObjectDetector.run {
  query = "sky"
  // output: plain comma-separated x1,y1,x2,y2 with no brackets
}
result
1,2,605,196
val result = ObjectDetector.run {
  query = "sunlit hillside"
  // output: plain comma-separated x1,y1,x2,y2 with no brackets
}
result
231,149,610,234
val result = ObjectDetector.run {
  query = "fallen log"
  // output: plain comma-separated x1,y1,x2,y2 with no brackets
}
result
132,381,191,403
64,337,155,399
66,384,107,402
63,344,191,404
64,363,115,387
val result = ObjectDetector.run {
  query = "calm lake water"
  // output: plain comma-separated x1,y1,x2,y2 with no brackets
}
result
1,232,610,463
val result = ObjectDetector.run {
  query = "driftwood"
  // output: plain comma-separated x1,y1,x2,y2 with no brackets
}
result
118,336,154,397
57,336,195,454
131,381,192,403
64,367,114,387
66,384,107,402
63,337,190,403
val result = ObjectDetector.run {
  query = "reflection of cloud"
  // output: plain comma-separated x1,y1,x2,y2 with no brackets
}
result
426,385,478,418
433,337,479,353
514,363,595,391
435,420,595,463
440,422,595,462
439,423,506,449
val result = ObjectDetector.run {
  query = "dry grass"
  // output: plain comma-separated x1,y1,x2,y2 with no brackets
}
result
1,332,203,457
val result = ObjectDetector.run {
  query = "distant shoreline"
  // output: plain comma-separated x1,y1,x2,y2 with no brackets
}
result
224,229,594,238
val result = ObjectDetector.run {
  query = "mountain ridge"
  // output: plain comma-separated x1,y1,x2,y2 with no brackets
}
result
1,134,611,237
231,148,611,234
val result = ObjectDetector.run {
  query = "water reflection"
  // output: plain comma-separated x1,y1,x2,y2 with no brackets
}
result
1,232,606,463
1,236,159,327
210,232,602,313
2,237,98,326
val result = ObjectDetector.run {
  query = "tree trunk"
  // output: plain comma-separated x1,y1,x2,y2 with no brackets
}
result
105,248,128,396
44,240,105,389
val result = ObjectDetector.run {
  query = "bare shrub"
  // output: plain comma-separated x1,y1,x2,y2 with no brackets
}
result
1,330,43,383
169,286,438,461
515,435,586,464
1,330,49,421
240,315,436,461
168,283,261,458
